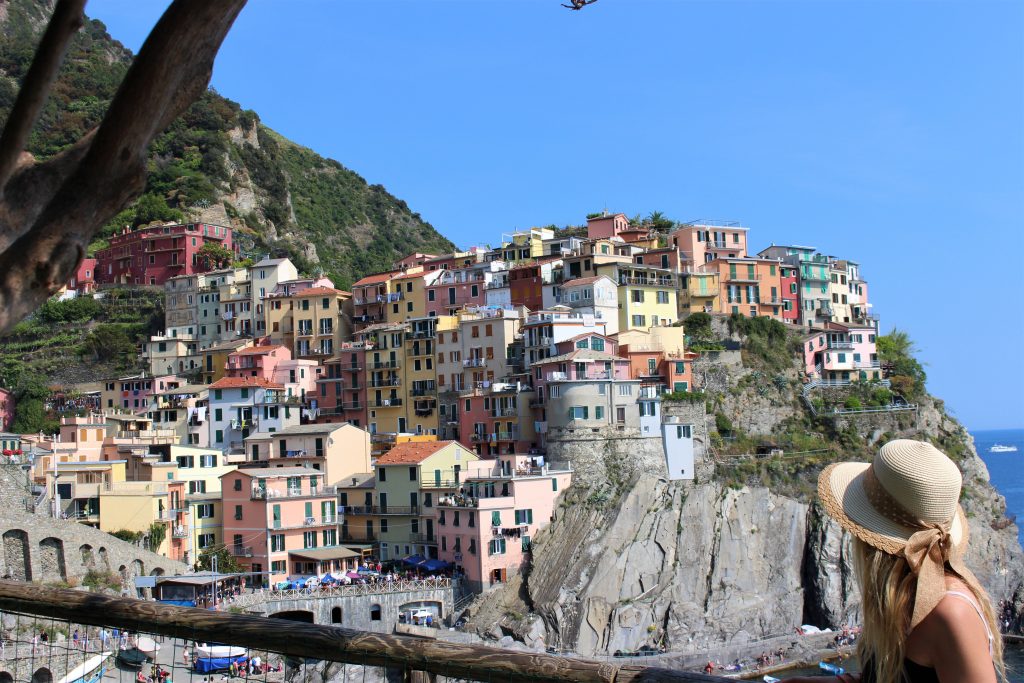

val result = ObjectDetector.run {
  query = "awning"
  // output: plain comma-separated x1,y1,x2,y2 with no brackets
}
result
289,546,360,562
420,559,449,572
402,554,426,566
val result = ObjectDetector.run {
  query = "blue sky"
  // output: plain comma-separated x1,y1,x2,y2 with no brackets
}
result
88,0,1024,430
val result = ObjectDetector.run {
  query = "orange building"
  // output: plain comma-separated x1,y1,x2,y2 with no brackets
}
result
701,257,785,320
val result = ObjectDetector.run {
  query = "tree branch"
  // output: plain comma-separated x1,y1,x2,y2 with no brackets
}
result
0,0,248,334
0,0,85,192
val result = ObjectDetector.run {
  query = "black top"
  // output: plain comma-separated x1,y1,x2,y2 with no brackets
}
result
861,659,940,683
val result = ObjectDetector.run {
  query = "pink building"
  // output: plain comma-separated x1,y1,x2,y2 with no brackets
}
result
221,467,345,586
457,384,537,456
95,223,237,286
669,222,748,266
224,344,318,397
802,323,880,382
66,258,98,295
0,388,13,431
586,212,630,240
424,264,498,317
434,454,571,592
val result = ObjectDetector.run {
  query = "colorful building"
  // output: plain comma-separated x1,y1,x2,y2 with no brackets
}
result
457,382,537,456
242,422,371,485
434,454,571,592
595,263,677,331
95,222,237,287
803,323,880,382
220,467,343,585
669,221,748,266
546,275,620,335
700,257,785,320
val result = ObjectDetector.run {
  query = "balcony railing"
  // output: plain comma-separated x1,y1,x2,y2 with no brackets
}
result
270,515,339,530
340,531,377,542
341,505,419,516
370,360,400,370
171,525,189,539
251,485,338,500
369,378,401,388
463,358,486,367
409,533,438,544
228,545,253,557
546,370,612,381
368,397,403,408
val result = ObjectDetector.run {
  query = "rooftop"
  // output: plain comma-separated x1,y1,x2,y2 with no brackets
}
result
541,349,626,365
376,440,457,465
227,467,316,478
208,377,285,390
352,271,399,287
292,287,349,298
232,344,287,356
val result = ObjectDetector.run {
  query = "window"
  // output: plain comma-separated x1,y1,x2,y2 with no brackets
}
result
631,290,644,303
469,538,477,554
270,534,285,552
569,406,588,420
197,503,214,518
468,512,475,527
631,315,646,327
514,509,534,525
676,425,692,438
617,384,633,396
370,605,381,621
214,390,222,400
234,505,243,520
595,406,604,420
656,291,669,304
198,533,215,549
378,467,386,482
303,531,317,548
439,510,446,526
488,538,506,555
491,510,501,526
215,429,223,444
591,337,604,351
233,478,241,491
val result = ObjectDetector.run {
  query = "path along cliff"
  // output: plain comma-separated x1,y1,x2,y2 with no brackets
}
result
465,327,1024,657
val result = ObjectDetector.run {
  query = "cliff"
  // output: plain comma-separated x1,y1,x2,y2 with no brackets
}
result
466,324,1024,657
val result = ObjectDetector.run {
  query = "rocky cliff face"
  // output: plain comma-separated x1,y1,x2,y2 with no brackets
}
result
467,344,1024,656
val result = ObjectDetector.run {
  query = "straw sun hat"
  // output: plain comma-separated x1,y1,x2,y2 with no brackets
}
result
818,439,978,629
818,439,968,556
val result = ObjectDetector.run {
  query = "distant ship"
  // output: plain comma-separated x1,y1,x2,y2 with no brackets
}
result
990,444,1018,453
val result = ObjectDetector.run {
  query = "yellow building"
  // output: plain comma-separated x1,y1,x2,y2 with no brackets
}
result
384,270,442,325
188,491,223,568
99,478,190,561
682,270,720,315
596,263,678,330
198,339,252,385
49,460,127,525
244,422,371,485
497,227,552,264
369,440,480,563
266,286,352,360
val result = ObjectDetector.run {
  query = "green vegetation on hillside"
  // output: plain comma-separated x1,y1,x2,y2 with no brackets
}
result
0,0,455,286
0,290,163,432
876,328,927,400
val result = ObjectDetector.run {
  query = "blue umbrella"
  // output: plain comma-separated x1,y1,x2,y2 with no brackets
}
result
419,559,450,572
402,554,426,566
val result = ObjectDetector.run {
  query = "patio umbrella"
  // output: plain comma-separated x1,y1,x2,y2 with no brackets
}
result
402,554,426,566
419,559,450,572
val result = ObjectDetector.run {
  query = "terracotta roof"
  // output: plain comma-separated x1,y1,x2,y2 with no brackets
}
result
562,275,612,287
233,344,286,356
208,376,284,390
292,286,348,298
392,271,426,281
375,440,455,465
353,271,399,287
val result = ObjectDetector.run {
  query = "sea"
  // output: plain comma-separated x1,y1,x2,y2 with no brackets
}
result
782,428,1024,679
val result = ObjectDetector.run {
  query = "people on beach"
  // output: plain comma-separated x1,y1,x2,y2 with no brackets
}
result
782,440,1004,683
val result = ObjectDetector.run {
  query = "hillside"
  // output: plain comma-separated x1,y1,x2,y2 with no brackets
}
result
0,0,455,288
464,317,1024,658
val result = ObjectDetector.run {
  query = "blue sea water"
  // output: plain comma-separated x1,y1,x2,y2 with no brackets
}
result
971,427,1024,548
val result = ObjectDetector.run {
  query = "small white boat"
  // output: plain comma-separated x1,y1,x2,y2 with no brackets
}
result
136,636,160,657
58,652,112,683
763,677,781,683
195,642,246,658
990,444,1018,453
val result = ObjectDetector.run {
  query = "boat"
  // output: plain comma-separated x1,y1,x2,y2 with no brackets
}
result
58,652,112,683
136,636,160,657
195,642,246,659
819,662,845,675
990,444,1018,453
763,677,781,683
115,648,148,670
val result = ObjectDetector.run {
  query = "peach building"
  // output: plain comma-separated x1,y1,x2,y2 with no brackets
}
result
224,343,318,397
585,212,631,240
243,422,371,485
701,257,785,320
434,454,572,593
669,221,748,266
457,382,537,456
221,467,344,586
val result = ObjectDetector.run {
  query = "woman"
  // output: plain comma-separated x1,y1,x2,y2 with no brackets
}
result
784,440,1003,683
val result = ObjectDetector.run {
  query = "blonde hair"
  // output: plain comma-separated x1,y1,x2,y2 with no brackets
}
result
852,538,1004,683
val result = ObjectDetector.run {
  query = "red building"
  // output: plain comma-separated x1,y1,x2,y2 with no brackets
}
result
95,223,237,286
66,258,97,295
780,265,800,323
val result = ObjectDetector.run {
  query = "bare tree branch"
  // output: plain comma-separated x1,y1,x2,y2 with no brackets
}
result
0,0,85,191
0,0,248,334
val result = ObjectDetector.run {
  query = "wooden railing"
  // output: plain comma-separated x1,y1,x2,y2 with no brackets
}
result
0,581,726,683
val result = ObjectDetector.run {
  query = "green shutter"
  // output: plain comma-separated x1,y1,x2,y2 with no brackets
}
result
491,511,501,526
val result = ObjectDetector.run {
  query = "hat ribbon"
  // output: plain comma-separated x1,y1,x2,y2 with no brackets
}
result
863,467,984,631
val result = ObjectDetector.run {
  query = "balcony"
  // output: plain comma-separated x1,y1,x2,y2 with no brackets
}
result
340,401,363,410
619,276,675,287
528,397,545,408
270,515,338,530
228,545,253,557
369,360,400,370
369,378,401,388
341,505,419,516
368,397,402,408
409,533,437,545
251,485,339,500
463,358,486,368
494,430,519,442
546,370,613,381
411,384,437,397
340,531,377,542
725,272,761,283
826,340,854,350
171,525,189,539
492,407,517,418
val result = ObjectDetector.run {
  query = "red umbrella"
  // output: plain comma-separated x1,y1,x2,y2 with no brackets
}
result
2,450,11,456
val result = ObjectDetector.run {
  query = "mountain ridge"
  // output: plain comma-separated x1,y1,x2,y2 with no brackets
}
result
0,0,455,288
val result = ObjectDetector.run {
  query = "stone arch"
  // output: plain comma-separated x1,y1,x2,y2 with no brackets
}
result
79,544,95,571
130,559,144,577
2,529,31,581
370,604,381,621
97,547,110,571
38,538,66,582
30,668,51,683
269,610,314,623
331,607,342,624
150,567,165,576
0,670,13,683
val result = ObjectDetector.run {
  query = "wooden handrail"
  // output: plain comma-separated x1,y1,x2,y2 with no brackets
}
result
0,581,726,683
